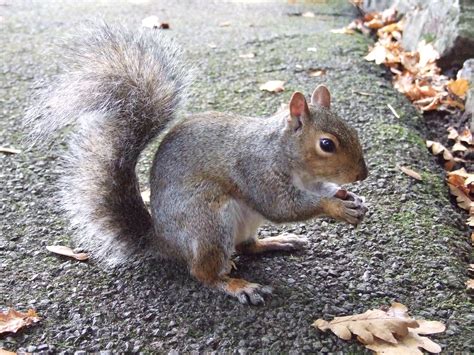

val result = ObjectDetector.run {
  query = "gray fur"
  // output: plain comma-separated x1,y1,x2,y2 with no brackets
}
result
24,23,191,265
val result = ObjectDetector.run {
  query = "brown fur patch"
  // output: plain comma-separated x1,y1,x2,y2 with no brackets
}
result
224,278,252,294
190,246,225,285
319,198,343,220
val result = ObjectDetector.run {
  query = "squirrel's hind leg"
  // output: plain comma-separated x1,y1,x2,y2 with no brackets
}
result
236,233,308,254
190,245,272,305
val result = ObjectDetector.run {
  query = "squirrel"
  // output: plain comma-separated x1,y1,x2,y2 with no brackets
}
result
25,23,368,305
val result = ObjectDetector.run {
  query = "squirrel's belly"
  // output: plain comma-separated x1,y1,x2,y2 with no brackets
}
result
226,199,265,246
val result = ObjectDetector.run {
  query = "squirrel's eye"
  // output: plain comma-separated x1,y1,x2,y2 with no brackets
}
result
319,138,336,153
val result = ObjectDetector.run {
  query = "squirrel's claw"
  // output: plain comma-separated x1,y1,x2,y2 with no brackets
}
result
219,278,273,305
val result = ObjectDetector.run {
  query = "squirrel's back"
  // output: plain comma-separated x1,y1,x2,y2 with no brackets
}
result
24,23,191,265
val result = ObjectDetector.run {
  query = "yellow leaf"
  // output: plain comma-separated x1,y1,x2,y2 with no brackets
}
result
447,79,469,98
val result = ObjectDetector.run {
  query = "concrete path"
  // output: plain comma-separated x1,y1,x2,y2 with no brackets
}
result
1,0,472,352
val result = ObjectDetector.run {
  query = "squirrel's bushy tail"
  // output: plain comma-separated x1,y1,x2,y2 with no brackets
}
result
25,23,190,265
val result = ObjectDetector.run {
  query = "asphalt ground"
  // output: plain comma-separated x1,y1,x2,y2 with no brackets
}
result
1,0,472,353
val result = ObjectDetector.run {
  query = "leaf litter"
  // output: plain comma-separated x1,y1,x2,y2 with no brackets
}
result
313,302,445,354
344,7,469,112
0,309,40,335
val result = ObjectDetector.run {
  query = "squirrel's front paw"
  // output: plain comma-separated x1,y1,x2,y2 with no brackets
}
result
325,191,368,225
339,199,367,225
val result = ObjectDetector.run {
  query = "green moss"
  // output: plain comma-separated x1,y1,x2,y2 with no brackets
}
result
376,123,426,149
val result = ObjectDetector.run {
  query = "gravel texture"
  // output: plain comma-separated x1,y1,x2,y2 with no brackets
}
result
1,0,472,353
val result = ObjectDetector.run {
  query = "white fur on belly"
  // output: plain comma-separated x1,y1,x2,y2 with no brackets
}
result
226,199,265,246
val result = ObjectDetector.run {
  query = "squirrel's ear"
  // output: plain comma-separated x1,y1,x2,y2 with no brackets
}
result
311,85,331,109
288,92,309,131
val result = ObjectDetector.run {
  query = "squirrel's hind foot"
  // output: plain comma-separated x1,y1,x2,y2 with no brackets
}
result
236,233,308,254
218,277,273,305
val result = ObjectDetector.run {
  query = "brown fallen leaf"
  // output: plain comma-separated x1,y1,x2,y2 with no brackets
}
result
399,166,422,181
458,128,473,145
46,245,89,261
466,279,474,289
447,127,459,140
426,140,455,170
314,303,445,354
365,45,387,65
314,303,418,345
0,147,21,155
0,349,16,355
308,69,326,77
447,184,473,210
259,80,285,93
452,142,467,152
366,320,444,354
0,309,40,335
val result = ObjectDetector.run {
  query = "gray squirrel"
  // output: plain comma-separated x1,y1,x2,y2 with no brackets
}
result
25,23,368,305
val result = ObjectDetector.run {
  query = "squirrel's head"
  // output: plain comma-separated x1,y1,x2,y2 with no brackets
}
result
285,85,368,185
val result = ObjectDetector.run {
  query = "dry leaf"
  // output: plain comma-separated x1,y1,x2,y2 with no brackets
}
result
0,309,40,335
218,21,231,27
447,184,473,210
466,279,474,289
330,27,355,35
239,53,255,59
447,79,469,98
399,166,422,181
0,147,21,155
314,303,417,344
314,303,445,354
458,128,473,145
0,349,16,355
259,80,285,93
426,140,454,160
365,45,387,65
46,245,89,261
417,41,439,68
452,142,467,152
308,69,326,77
447,127,459,140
